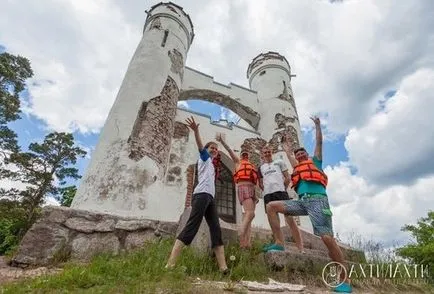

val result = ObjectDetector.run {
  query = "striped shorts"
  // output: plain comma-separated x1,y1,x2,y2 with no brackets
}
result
237,183,256,205
283,194,334,237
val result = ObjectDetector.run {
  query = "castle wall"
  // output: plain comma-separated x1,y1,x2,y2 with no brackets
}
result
183,67,259,113
71,3,194,218
71,3,313,234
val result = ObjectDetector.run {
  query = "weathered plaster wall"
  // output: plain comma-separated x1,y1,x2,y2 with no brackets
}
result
246,52,312,232
72,2,312,233
71,3,194,218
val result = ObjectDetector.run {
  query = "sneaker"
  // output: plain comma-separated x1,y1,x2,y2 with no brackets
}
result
262,243,273,252
333,282,352,293
265,244,284,252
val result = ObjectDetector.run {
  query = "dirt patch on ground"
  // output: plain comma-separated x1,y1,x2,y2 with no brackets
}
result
0,256,61,285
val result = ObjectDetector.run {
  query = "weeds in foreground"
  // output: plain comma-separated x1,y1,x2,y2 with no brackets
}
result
1,236,433,293
0,238,269,293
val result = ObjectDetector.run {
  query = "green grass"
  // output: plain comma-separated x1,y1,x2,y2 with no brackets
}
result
1,237,433,293
0,238,271,294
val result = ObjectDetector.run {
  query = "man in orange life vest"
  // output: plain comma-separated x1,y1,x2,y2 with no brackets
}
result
265,116,352,293
216,135,258,249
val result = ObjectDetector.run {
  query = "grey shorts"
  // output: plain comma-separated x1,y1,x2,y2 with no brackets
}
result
283,194,333,237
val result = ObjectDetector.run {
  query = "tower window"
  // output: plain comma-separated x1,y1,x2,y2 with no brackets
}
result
161,30,169,47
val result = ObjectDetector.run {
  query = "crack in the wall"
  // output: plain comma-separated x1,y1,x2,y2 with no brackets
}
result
128,76,179,173
166,5,181,16
173,122,189,139
275,113,298,129
278,80,290,102
149,18,162,30
93,140,155,207
165,122,189,185
269,126,301,153
168,49,184,80
240,137,268,168
288,96,298,115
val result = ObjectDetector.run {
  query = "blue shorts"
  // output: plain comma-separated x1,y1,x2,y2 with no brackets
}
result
283,194,333,237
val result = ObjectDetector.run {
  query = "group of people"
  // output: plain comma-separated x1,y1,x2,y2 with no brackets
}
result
165,116,353,293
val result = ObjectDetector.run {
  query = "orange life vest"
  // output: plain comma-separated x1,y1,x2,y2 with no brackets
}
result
233,159,258,184
291,159,328,188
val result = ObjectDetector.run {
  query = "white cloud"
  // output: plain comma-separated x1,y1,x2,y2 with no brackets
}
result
0,0,137,133
345,68,434,185
1,0,433,134
326,163,434,247
177,101,190,110
219,106,240,124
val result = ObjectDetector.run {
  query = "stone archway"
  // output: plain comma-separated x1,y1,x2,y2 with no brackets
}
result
178,89,260,130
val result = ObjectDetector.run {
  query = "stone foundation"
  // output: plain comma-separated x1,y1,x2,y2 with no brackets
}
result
11,206,365,269
11,206,178,268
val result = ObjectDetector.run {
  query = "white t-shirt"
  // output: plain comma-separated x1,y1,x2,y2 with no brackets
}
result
259,159,288,195
192,149,215,197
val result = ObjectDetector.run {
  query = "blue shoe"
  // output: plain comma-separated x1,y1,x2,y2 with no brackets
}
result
262,243,273,252
265,244,284,252
333,282,352,293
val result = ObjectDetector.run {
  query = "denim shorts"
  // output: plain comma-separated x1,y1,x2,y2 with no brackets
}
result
283,194,333,236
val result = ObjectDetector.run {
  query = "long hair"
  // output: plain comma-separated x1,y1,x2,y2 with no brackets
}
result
204,141,222,182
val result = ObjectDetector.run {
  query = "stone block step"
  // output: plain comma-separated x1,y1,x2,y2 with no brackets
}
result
265,250,331,272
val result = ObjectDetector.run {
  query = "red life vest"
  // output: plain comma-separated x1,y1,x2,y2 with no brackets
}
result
233,159,258,184
291,159,328,188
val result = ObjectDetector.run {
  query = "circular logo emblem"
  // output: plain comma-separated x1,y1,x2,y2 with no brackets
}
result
322,261,347,288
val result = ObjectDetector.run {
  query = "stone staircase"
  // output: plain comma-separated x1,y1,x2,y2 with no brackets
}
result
220,221,365,273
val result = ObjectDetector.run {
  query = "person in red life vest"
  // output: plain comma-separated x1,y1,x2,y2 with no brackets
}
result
265,116,352,293
216,134,258,249
259,145,304,253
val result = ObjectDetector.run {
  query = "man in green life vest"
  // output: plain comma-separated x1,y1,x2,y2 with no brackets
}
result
265,116,353,293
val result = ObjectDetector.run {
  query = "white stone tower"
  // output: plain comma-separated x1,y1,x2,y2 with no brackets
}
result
247,52,302,149
247,52,309,228
71,3,194,217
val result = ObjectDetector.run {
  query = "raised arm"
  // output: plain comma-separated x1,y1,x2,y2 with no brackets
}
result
216,134,239,164
311,116,323,160
185,116,203,151
281,135,298,168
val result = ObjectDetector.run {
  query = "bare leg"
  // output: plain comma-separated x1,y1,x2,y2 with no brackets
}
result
266,202,286,246
321,235,350,283
166,239,185,268
240,198,255,248
213,245,228,271
239,212,246,246
284,215,305,252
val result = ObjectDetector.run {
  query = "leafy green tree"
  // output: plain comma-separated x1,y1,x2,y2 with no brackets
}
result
0,52,33,158
396,211,434,282
6,132,86,229
0,199,26,254
58,185,77,207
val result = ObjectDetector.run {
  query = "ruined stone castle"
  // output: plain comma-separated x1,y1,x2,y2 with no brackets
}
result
71,2,313,233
